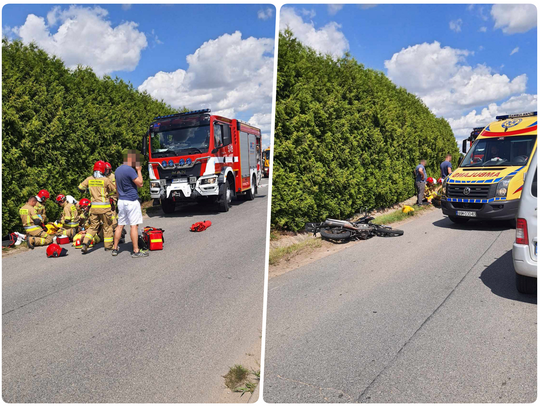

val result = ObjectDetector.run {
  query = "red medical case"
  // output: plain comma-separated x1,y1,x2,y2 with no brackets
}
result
142,227,164,251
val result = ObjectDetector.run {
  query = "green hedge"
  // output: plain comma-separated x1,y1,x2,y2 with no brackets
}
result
272,31,460,231
2,39,178,233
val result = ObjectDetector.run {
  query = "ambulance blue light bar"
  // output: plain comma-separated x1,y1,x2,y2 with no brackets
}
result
496,111,537,120
153,109,211,121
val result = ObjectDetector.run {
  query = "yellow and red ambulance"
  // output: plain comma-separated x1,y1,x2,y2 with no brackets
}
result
441,111,537,223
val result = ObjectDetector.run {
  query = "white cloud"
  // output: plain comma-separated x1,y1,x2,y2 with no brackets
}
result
491,4,537,34
150,29,163,46
138,31,274,123
298,8,316,19
13,6,147,76
510,46,519,56
257,7,273,21
248,112,272,145
449,18,463,32
385,41,527,117
447,94,538,137
121,4,132,11
478,26,487,32
328,4,343,15
279,7,349,59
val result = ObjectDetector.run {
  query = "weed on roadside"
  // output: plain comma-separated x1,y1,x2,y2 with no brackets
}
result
268,238,322,266
235,381,257,396
223,365,249,390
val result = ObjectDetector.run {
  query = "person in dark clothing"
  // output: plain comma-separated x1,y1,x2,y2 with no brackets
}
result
415,159,427,205
440,154,453,178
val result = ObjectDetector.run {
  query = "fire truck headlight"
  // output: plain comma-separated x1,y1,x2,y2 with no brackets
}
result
496,179,511,197
150,181,160,189
201,177,217,185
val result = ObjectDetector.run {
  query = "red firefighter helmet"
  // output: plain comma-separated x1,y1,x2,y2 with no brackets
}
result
93,160,106,174
105,162,112,171
46,243,68,258
55,194,66,205
427,177,435,185
437,177,443,185
79,198,91,209
37,189,50,201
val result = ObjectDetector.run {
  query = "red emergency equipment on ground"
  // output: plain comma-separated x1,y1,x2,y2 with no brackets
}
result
190,221,212,232
142,226,165,251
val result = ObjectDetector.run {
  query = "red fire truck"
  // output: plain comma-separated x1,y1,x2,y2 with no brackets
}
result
142,109,262,214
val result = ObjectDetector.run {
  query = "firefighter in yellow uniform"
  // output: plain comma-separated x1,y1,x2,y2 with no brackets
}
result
35,189,50,223
78,161,116,253
72,198,103,248
54,194,79,239
424,177,441,204
19,196,54,249
105,162,118,230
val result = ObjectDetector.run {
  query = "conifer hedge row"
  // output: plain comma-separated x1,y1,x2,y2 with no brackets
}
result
271,32,459,231
2,39,178,232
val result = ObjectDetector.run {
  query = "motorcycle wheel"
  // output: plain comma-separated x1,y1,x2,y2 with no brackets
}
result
320,227,351,241
372,224,404,237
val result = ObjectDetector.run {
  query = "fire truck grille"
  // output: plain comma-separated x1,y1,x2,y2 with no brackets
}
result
447,184,492,199
157,163,202,180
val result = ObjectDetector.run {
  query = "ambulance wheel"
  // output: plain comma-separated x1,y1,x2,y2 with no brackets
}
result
448,216,469,224
245,175,257,201
161,198,176,214
219,180,232,212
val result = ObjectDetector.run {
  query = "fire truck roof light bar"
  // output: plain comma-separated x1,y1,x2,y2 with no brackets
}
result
153,109,211,121
496,111,537,120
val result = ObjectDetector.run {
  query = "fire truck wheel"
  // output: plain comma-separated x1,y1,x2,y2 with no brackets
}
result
245,175,257,201
161,198,176,214
218,180,232,212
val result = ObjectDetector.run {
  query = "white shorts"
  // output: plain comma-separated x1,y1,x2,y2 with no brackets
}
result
117,199,143,226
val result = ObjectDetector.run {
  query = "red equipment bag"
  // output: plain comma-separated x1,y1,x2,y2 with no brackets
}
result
56,236,70,245
190,221,212,232
142,226,164,251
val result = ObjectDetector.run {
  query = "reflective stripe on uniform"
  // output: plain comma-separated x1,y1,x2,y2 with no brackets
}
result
24,225,41,232
103,237,113,242
66,223,79,228
92,202,111,208
85,233,94,239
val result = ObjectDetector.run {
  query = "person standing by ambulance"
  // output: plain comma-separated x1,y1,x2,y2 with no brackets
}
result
440,154,453,179
78,161,116,254
415,159,427,205
111,150,148,258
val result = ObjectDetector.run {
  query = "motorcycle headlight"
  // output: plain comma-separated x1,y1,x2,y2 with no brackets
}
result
496,177,511,197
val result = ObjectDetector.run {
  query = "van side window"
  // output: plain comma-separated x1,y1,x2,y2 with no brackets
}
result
532,170,537,198
223,124,232,146
213,123,223,148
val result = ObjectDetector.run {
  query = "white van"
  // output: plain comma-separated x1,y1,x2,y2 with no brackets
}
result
512,150,537,294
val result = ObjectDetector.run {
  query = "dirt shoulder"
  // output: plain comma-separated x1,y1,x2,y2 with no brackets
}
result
269,198,438,279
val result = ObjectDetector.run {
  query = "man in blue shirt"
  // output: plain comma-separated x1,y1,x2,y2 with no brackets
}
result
440,154,453,178
112,149,148,258
415,159,427,205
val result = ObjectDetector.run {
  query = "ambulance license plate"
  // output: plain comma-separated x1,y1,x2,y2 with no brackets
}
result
456,210,476,217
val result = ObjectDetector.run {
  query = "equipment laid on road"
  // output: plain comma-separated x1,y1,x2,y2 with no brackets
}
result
142,226,165,251
46,243,68,258
190,221,212,232
402,205,414,214
442,111,537,223
56,236,70,245
143,109,262,214
305,214,404,242
2,232,25,248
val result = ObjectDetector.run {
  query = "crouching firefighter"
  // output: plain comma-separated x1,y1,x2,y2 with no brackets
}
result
78,161,116,254
72,199,102,249
54,194,79,239
19,196,54,249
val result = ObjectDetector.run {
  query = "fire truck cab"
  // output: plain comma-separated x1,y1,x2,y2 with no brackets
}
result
143,109,262,214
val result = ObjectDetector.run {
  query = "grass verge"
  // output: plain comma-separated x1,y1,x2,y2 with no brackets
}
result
268,238,322,266
372,203,434,225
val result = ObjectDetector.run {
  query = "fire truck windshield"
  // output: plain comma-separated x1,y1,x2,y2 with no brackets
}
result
460,135,536,168
151,125,210,157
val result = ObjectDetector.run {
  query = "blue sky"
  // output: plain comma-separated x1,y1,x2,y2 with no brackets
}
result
3,4,276,144
281,4,537,142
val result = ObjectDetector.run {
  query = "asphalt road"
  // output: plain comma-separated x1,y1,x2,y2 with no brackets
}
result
3,179,269,402
264,210,537,403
